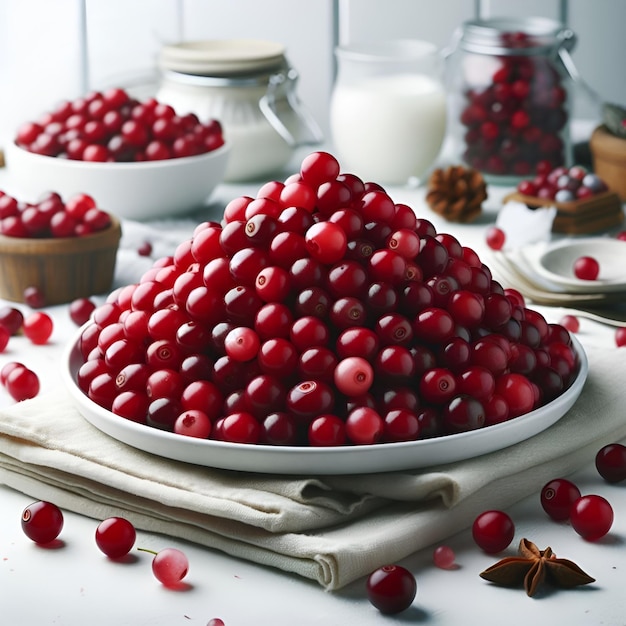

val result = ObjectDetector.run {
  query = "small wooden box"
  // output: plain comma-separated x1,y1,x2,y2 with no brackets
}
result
503,190,624,235
590,125,626,202
0,217,121,305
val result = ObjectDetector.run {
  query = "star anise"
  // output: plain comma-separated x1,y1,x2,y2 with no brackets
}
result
480,538,595,597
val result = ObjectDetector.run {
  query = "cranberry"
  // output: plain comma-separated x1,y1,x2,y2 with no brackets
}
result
0,306,24,335
23,286,46,308
558,314,579,334
345,406,384,444
573,256,600,280
300,151,340,186
432,545,456,569
6,365,40,401
472,510,515,553
138,547,189,586
308,414,346,446
595,443,626,483
366,564,417,614
485,226,506,251
333,357,374,396
69,298,97,326
22,501,64,544
540,478,581,521
95,517,137,558
570,495,614,541
174,409,212,438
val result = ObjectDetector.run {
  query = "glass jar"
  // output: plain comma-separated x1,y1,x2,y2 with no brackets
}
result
330,40,447,185
156,39,322,182
446,17,578,184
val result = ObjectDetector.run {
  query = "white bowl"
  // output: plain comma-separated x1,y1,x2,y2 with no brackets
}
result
5,141,231,221
532,238,626,293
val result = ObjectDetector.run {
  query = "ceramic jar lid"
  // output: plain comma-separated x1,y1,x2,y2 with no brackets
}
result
159,39,287,76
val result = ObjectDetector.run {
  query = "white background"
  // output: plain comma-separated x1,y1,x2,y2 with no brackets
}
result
0,0,625,146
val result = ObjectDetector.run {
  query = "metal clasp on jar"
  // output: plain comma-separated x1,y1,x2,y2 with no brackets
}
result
259,67,324,148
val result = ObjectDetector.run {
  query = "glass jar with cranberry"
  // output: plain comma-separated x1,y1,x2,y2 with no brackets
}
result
446,17,578,184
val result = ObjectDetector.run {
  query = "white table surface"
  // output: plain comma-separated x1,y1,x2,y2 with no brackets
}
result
1,152,625,626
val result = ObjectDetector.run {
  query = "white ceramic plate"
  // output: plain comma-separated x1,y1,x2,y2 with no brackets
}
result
62,330,588,475
531,238,626,293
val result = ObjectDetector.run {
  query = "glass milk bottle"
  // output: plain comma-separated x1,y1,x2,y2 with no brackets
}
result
330,40,447,185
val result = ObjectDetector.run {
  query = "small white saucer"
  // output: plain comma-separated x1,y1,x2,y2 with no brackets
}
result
531,238,626,293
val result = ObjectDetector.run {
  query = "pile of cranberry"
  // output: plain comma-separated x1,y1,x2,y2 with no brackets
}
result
515,163,609,203
76,151,580,447
460,31,568,177
0,190,110,238
14,87,224,162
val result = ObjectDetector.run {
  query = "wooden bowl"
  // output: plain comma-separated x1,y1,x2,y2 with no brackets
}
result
0,216,121,305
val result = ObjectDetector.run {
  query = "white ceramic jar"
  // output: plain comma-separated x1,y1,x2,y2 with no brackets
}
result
330,40,447,185
157,39,322,182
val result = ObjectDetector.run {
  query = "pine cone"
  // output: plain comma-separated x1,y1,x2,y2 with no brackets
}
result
425,165,487,223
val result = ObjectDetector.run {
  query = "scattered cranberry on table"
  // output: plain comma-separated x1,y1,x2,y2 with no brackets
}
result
15,87,224,162
23,311,54,345
0,326,9,353
13,430,626,608
366,564,417,614
540,477,581,521
21,500,64,544
137,240,153,257
95,516,137,559
559,314,580,334
69,297,97,326
570,494,614,541
3,363,40,401
485,226,506,251
22,286,46,308
0,305,24,334
595,443,626,483
432,544,456,569
138,546,190,587
472,510,515,553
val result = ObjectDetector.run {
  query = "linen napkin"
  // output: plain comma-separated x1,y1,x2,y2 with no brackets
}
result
0,344,625,590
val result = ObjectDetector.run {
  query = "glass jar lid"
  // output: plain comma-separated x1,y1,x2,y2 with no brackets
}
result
159,39,287,76
459,17,575,56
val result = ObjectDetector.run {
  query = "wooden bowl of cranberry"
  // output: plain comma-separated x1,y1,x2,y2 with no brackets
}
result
5,88,230,221
0,191,121,305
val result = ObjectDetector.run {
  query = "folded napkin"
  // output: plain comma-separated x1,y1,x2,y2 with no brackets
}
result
1,344,625,590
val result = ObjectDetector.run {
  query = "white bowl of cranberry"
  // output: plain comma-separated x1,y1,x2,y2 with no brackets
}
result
63,151,587,472
6,88,230,221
